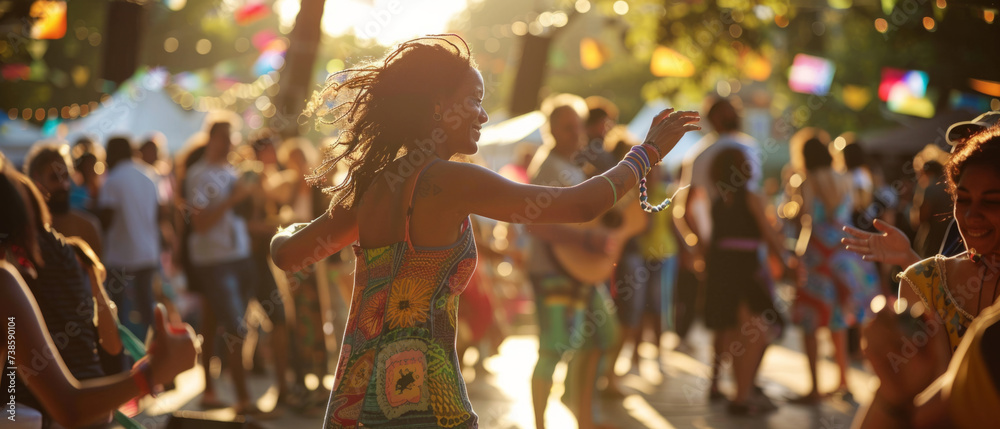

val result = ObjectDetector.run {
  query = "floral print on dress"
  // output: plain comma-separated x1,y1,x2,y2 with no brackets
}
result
385,277,435,329
358,289,388,340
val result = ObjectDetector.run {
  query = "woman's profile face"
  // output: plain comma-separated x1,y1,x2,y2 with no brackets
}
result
955,163,1000,256
438,67,488,156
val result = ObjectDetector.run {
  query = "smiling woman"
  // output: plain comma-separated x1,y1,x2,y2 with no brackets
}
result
897,125,1000,371
270,33,699,428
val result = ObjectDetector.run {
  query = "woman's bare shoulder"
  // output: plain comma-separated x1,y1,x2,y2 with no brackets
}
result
0,260,30,303
427,160,499,187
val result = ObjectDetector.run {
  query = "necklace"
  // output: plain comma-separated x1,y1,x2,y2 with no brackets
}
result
972,249,1000,316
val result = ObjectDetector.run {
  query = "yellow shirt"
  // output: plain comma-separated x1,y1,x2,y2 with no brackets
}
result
900,255,975,353
637,182,678,259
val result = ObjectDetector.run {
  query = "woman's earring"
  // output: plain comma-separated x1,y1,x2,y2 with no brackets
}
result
433,112,443,121
970,248,983,263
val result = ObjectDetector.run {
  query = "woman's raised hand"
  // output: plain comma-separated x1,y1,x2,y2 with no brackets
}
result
842,219,920,267
642,108,701,159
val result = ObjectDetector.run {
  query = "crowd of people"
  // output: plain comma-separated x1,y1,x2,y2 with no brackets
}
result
2,33,999,429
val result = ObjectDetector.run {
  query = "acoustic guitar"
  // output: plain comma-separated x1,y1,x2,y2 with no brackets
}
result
550,190,648,284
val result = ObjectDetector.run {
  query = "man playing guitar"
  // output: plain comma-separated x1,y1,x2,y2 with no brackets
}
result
525,94,641,429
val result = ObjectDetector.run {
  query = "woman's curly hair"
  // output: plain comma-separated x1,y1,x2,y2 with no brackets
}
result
303,34,476,211
946,124,1000,197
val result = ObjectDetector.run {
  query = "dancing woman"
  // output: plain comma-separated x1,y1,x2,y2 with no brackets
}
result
270,35,699,428
789,130,879,404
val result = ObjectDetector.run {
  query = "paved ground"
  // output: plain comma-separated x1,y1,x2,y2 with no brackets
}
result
131,320,875,429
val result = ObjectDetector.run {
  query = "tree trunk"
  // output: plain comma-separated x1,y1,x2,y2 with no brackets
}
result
274,0,326,137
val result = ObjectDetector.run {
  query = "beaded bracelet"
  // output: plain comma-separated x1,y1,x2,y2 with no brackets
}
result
619,159,639,183
639,181,689,213
622,145,685,212
623,146,651,178
634,146,651,171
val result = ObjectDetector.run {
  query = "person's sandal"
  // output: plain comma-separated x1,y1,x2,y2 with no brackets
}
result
708,388,727,402
234,403,284,420
752,392,779,413
831,388,855,404
726,401,759,416
787,393,822,406
199,395,228,410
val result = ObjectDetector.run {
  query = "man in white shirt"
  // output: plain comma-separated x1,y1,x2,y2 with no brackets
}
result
184,120,260,415
97,137,163,342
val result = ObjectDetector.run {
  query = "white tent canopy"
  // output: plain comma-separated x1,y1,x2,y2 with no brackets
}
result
477,110,546,170
0,119,46,165
63,81,207,154
476,101,706,174
478,110,546,147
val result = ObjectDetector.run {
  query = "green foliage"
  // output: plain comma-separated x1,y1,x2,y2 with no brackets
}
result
590,0,998,135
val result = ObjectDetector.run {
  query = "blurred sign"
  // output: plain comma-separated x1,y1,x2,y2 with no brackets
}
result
30,1,66,39
788,54,835,96
650,46,694,78
881,68,934,118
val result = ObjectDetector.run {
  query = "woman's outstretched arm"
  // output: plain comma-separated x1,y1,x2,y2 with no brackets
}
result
445,161,640,224
270,205,359,272
450,110,700,224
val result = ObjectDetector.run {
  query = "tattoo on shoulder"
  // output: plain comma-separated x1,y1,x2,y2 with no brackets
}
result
416,177,443,198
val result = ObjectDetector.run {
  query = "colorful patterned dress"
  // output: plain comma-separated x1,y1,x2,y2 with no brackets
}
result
793,197,880,331
324,160,479,428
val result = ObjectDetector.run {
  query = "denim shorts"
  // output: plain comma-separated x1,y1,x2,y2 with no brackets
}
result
190,257,255,337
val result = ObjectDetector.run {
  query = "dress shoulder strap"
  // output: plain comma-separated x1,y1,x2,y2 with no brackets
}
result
404,158,441,250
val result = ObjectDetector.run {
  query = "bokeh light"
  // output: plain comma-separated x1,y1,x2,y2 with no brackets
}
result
874,18,888,33
164,37,178,53
196,39,212,55
650,46,694,77
235,37,250,53
511,21,527,36
580,38,606,70
613,1,630,15
164,0,186,11
923,17,936,30
326,58,345,74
